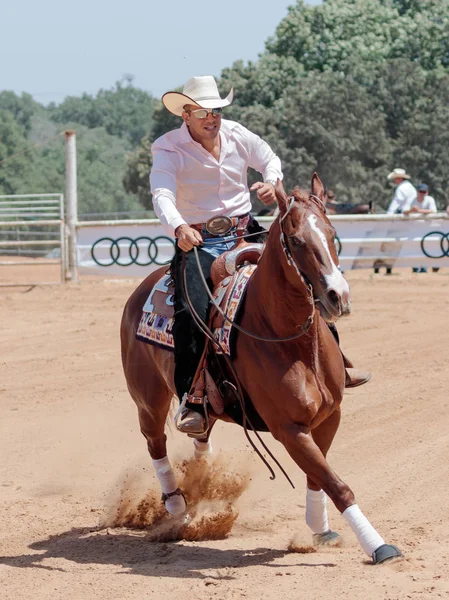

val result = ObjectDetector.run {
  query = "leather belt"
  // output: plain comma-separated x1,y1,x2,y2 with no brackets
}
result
191,213,251,238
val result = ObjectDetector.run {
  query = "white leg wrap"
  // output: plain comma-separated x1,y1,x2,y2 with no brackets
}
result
305,487,329,534
193,438,213,458
342,504,385,556
152,456,186,515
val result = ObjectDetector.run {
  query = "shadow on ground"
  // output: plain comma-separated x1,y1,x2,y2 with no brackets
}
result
0,526,337,578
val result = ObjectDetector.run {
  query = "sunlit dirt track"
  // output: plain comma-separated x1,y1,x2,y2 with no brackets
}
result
1,264,449,599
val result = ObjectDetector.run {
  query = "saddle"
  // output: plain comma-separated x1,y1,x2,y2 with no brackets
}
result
136,240,264,421
180,241,264,433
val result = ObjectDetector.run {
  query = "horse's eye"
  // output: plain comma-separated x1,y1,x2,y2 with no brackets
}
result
289,236,302,246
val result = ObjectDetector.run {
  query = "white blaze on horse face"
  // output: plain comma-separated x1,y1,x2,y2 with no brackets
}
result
307,214,350,310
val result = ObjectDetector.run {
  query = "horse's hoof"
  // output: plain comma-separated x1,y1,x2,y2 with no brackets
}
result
313,530,342,547
173,512,191,526
162,488,187,516
372,544,403,564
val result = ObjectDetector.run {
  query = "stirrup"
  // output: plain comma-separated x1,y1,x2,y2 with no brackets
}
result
174,393,209,437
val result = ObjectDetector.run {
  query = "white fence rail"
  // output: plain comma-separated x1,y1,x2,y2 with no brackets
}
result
75,212,449,278
0,194,67,286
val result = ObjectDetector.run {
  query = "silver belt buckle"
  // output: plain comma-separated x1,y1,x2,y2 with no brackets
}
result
205,216,233,235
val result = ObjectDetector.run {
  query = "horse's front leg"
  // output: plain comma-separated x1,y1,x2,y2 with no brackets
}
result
305,408,343,547
272,417,402,564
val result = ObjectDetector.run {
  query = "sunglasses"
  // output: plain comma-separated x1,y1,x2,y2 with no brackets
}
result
187,107,223,119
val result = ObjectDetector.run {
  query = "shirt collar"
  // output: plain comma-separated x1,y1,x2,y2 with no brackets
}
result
179,121,193,145
178,119,236,144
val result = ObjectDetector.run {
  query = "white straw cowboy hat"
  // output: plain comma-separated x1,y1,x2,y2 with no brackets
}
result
162,75,234,117
387,168,411,180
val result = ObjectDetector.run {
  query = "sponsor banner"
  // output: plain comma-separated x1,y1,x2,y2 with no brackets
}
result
77,215,449,277
335,216,449,270
77,223,175,277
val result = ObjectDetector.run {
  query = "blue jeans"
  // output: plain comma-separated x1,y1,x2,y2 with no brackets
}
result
170,218,266,403
170,235,238,402
201,233,239,258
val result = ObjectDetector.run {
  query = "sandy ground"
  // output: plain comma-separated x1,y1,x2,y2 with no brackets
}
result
1,263,449,600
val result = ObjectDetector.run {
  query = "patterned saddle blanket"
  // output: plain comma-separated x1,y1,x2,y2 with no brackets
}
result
136,244,262,355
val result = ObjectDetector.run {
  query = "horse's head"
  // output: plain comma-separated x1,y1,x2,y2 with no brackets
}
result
274,173,351,322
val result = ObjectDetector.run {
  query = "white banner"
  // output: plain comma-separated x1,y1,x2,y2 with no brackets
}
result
335,215,449,270
76,214,449,277
77,222,175,277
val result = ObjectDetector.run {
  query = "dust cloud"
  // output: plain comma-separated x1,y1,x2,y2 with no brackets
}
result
101,454,251,542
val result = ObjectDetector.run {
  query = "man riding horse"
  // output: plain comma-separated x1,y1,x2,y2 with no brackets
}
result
149,75,371,435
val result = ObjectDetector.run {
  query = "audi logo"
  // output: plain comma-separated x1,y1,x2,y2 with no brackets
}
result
335,235,342,256
91,236,175,267
420,231,449,259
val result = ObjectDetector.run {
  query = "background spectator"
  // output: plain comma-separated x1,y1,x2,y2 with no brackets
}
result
375,168,417,274
403,184,437,273
403,183,437,216
386,168,417,215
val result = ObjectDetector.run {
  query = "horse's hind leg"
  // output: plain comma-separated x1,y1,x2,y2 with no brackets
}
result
273,417,402,563
192,418,217,458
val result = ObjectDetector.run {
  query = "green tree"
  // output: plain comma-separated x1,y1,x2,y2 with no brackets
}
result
0,110,31,195
0,91,42,134
49,76,154,147
122,100,180,209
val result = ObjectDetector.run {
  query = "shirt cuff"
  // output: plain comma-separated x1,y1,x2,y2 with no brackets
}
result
264,171,283,184
169,217,187,236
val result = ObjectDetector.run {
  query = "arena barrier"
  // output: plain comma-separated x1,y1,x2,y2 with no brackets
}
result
75,213,449,278
0,193,67,286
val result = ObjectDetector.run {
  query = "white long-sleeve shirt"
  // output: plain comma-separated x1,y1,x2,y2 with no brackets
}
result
150,119,283,235
387,180,417,214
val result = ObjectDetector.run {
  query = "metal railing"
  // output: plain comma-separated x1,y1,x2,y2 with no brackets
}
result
0,193,66,286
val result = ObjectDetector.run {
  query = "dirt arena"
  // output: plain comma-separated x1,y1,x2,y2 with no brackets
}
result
1,262,449,600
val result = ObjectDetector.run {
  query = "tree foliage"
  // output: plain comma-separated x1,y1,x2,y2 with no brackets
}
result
2,0,449,213
124,0,449,210
49,76,153,146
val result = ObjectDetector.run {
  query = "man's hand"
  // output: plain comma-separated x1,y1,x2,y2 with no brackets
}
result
250,181,276,205
175,224,203,252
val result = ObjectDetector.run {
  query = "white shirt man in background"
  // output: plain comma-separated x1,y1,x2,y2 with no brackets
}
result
375,168,417,275
403,183,437,215
386,168,417,214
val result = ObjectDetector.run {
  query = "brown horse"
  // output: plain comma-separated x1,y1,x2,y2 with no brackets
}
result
324,189,374,215
120,173,401,564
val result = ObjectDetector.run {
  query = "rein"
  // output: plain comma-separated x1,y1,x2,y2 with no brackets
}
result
179,194,320,487
191,201,316,343
193,245,314,343
181,254,295,488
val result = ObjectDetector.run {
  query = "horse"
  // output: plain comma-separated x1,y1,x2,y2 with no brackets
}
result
325,200,374,215
120,173,401,564
324,189,374,215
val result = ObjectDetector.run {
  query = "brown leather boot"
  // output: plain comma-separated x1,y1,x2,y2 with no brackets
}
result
341,351,371,388
345,368,372,388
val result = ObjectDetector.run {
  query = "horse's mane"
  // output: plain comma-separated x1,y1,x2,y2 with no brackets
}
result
291,186,310,203
290,186,326,214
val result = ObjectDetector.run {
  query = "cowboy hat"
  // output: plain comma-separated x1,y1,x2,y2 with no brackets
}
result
162,75,234,117
387,168,411,180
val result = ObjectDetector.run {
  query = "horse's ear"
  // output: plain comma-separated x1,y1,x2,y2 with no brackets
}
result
311,172,325,200
275,179,289,215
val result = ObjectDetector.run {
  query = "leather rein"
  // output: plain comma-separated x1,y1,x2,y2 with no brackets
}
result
190,195,317,344
180,194,323,488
